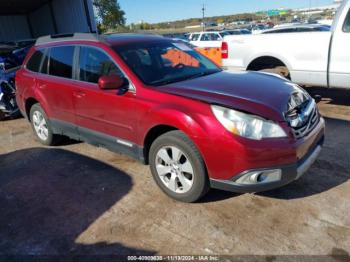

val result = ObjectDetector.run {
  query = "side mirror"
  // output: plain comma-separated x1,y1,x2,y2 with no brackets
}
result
98,75,126,90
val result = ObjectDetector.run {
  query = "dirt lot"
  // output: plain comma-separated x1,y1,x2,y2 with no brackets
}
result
0,87,349,257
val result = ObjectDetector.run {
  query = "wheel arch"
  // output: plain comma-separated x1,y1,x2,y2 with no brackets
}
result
143,125,179,164
247,55,289,71
25,97,39,121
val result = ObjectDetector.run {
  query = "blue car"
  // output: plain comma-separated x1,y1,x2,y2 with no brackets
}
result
0,41,33,119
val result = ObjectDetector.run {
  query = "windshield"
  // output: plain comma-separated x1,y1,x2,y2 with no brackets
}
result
114,41,221,86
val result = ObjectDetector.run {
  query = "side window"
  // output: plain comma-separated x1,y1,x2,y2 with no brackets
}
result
191,34,200,41
214,33,222,40
26,49,44,72
201,33,221,41
201,33,210,41
278,28,293,33
343,10,350,32
41,51,49,74
79,46,124,84
48,46,74,78
297,28,313,32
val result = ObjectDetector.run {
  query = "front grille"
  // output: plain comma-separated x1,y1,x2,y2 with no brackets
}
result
291,103,320,139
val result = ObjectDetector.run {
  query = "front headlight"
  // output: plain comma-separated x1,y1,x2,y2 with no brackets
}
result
211,105,287,140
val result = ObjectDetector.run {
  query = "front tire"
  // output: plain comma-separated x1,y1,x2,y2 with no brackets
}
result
29,104,59,146
149,130,209,203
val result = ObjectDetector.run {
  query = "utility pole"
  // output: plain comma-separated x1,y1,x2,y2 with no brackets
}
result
202,4,205,31
309,0,312,21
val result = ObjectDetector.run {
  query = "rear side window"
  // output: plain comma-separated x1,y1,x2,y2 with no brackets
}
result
26,50,44,72
48,46,74,78
79,46,123,84
343,10,350,32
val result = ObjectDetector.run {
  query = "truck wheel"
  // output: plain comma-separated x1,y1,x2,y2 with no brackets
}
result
260,66,290,79
30,104,59,146
149,130,209,203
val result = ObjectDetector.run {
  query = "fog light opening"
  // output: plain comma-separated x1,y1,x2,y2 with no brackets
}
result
235,169,282,185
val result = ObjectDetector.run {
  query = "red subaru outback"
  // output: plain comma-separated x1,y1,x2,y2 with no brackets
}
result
16,33,325,202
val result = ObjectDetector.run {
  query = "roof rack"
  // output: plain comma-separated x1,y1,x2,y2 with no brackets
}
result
35,33,105,45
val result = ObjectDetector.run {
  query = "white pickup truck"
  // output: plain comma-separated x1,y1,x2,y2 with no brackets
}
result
222,0,350,89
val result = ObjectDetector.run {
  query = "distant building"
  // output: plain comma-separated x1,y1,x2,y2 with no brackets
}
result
185,25,201,29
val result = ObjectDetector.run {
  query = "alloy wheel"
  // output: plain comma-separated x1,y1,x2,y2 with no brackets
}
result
155,146,194,194
32,111,49,141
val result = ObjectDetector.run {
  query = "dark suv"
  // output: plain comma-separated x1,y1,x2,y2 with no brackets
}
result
16,33,325,202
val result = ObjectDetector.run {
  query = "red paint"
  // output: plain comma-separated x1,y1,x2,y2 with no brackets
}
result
16,35,325,181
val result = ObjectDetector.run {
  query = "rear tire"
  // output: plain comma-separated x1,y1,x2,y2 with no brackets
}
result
29,104,59,146
149,130,209,203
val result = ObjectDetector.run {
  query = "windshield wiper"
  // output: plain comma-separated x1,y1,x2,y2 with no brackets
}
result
187,70,219,80
153,70,220,86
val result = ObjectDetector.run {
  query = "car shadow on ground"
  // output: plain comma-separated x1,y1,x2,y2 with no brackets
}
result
258,117,350,200
305,86,350,106
0,148,155,256
198,189,241,203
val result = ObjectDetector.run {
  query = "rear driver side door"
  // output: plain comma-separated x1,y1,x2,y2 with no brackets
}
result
33,45,78,137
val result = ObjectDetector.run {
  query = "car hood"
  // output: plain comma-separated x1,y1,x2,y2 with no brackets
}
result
157,71,303,121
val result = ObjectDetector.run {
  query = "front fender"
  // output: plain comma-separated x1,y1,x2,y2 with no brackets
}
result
137,103,215,166
139,104,210,143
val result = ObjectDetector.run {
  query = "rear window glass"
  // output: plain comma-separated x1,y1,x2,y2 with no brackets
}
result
48,46,74,78
26,50,44,72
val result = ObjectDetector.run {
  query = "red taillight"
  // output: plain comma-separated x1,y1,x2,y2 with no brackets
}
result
221,42,228,59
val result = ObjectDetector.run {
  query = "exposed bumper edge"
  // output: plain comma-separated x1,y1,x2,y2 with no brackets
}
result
210,140,323,194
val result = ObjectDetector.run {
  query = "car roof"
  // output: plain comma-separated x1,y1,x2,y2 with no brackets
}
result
191,31,222,34
263,24,329,33
35,33,168,47
272,24,326,29
104,33,166,46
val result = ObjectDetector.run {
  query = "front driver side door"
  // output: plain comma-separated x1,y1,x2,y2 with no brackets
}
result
73,45,139,154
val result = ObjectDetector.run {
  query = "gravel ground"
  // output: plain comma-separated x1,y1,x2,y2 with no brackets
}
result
0,87,349,258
